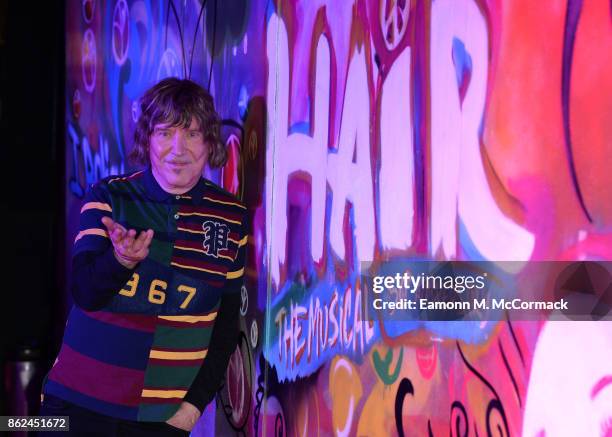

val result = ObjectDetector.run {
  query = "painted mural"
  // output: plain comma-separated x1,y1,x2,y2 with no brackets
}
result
65,0,612,435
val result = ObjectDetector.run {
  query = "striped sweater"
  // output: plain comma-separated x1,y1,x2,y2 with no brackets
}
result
44,168,247,421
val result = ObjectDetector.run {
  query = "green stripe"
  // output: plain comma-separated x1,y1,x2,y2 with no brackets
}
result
153,325,213,349
137,403,180,422
122,197,169,231
109,178,141,196
143,364,200,388
122,201,175,264
148,239,174,264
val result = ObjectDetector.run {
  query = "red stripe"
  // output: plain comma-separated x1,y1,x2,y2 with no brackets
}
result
203,191,244,205
84,311,157,333
174,240,237,257
127,171,144,180
177,222,239,237
173,243,235,259
218,248,236,258
179,205,242,222
149,346,208,353
142,385,190,391
174,239,204,250
171,256,226,274
48,344,144,406
177,222,205,232
147,358,204,367
139,397,184,405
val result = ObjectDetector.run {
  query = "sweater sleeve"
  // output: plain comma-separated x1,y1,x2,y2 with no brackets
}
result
70,248,135,311
182,290,241,412
183,209,247,413
70,181,135,311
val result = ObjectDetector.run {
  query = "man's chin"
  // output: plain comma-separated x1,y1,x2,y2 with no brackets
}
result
166,176,199,192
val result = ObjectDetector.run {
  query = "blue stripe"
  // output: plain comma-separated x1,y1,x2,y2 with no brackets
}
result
64,307,153,370
73,237,109,256
43,379,138,421
80,209,111,226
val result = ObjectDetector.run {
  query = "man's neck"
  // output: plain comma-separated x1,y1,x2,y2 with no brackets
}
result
151,167,200,195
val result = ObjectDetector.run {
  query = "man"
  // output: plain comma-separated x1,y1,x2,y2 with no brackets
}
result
39,78,246,436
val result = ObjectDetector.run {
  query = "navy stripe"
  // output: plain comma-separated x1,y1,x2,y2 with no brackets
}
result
73,236,109,256
79,211,111,228
64,307,153,370
44,380,138,421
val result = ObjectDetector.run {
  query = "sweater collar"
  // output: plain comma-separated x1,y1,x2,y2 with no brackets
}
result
142,166,207,204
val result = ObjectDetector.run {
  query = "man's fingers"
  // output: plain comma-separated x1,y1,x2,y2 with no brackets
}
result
137,230,150,243
131,230,154,259
144,229,154,247
113,227,154,265
120,232,136,251
103,217,129,246
138,230,155,250
102,217,122,242
101,216,115,232
131,231,148,253
111,226,126,244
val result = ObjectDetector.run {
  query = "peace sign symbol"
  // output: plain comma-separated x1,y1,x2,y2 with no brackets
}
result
82,0,95,23
240,285,248,316
112,0,130,66
82,28,97,93
380,0,410,50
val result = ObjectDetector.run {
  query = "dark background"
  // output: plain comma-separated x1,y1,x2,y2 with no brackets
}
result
0,0,65,414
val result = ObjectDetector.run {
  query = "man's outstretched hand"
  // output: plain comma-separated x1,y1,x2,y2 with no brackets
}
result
101,217,154,269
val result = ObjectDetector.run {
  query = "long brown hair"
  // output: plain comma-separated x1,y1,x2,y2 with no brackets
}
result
130,77,226,168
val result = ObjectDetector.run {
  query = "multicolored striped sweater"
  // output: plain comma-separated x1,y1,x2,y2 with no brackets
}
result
44,168,247,421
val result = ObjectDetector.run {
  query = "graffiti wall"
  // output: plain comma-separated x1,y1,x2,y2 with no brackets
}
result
65,0,612,435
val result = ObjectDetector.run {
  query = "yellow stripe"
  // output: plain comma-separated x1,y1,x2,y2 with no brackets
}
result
81,202,112,213
149,350,208,360
174,245,207,254
177,212,241,225
170,261,226,277
174,245,233,261
177,227,205,235
109,170,144,184
227,267,244,280
141,389,188,399
74,228,108,243
203,196,246,209
158,313,218,323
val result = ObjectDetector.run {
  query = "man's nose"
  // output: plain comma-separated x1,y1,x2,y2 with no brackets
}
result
171,132,187,153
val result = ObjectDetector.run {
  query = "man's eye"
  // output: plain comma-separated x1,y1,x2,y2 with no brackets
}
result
157,131,170,137
189,131,201,138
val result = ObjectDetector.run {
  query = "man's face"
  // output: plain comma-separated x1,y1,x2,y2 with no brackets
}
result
149,118,209,194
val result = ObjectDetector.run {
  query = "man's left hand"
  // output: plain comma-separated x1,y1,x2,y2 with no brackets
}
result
166,401,201,432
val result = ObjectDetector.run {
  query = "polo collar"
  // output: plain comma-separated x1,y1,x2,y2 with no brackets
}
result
142,166,207,204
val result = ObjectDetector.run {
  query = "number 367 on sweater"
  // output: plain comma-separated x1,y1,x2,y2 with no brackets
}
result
118,273,197,309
